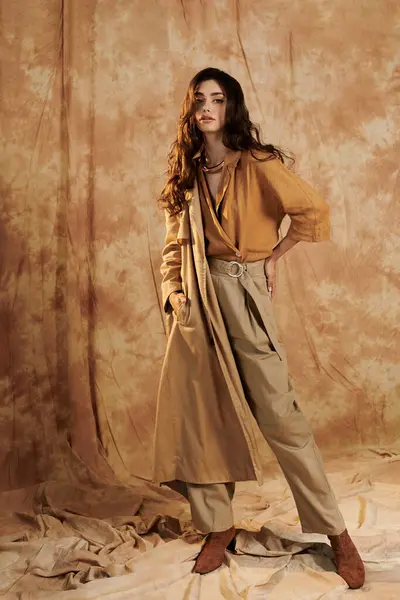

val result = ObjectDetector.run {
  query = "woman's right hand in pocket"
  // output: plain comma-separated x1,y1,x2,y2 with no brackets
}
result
169,291,187,315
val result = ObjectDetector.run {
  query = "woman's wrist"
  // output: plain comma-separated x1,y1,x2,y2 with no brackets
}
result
272,236,298,262
270,250,279,263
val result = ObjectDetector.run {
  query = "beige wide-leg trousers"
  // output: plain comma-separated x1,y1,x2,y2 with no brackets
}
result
175,257,346,537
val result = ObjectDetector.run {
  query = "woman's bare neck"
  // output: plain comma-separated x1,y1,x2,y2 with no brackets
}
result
203,135,227,165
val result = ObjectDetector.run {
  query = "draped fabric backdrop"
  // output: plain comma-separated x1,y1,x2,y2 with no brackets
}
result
1,0,399,494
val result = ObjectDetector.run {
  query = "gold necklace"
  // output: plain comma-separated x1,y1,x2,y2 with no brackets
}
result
201,152,225,173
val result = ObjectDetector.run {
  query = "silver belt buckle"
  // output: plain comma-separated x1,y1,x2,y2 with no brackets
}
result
228,260,244,277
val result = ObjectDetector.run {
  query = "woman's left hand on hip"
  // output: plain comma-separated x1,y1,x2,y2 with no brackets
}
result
264,256,276,299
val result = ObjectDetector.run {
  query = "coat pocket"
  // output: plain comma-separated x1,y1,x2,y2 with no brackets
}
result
175,298,191,326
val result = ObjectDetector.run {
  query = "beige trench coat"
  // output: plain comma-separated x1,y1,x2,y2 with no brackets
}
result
152,181,265,485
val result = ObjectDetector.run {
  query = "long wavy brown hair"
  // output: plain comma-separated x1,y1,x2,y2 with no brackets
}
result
158,67,293,216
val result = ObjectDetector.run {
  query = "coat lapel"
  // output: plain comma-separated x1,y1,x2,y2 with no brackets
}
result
186,180,263,483
187,183,207,307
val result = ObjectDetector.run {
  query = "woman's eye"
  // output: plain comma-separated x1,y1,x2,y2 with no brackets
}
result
195,98,224,104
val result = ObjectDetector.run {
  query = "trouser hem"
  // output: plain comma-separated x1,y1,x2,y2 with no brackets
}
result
193,519,235,535
301,524,347,536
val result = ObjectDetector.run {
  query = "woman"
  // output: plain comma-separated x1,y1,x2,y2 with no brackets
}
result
153,67,365,588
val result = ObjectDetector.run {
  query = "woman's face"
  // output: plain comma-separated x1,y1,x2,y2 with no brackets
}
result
194,79,227,134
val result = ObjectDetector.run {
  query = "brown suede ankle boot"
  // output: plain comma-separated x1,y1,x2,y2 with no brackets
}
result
328,529,365,589
193,526,236,574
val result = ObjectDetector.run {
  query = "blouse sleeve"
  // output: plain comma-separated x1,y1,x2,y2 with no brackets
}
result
260,157,331,242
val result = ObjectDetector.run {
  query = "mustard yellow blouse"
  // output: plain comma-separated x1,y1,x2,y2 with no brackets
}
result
195,147,330,263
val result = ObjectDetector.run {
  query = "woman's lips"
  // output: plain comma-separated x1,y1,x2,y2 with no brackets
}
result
200,117,215,122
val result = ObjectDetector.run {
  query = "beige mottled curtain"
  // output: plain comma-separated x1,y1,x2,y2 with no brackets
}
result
1,0,399,493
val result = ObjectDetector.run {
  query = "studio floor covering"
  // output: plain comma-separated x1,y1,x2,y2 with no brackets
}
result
1,449,400,599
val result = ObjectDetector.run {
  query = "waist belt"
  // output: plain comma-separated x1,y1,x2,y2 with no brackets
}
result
207,257,265,278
